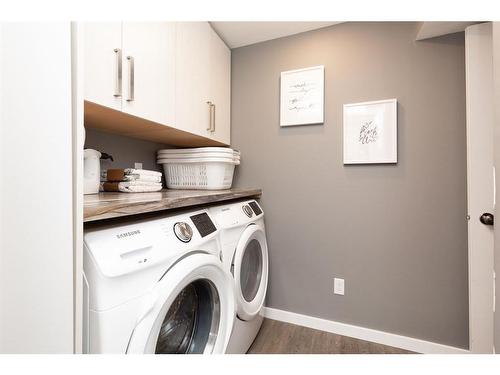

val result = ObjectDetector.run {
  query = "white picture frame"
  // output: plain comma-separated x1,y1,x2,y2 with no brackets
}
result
343,99,398,164
280,65,324,126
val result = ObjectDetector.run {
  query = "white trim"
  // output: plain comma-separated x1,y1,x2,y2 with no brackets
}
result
262,307,469,354
71,21,85,355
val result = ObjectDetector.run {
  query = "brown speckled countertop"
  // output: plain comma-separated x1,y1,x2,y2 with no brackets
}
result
84,188,262,222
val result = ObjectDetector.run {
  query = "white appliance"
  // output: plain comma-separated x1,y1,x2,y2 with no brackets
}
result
83,208,235,354
209,200,269,353
83,149,101,194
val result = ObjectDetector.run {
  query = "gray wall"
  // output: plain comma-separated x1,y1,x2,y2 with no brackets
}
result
231,22,468,348
84,128,169,174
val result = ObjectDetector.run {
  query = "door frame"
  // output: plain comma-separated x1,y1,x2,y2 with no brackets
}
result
465,22,495,354
71,21,85,355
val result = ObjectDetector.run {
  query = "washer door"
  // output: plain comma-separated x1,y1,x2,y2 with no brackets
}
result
232,224,269,321
127,253,235,354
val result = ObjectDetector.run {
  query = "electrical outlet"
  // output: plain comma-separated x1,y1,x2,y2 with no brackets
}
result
134,162,143,170
334,278,345,295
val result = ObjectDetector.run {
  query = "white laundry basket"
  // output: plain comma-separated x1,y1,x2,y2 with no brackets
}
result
158,157,240,190
158,147,238,156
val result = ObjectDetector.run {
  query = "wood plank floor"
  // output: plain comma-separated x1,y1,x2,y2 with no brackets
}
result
247,319,415,354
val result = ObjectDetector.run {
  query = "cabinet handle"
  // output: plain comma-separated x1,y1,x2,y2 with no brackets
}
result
113,48,122,97
210,103,216,133
206,101,212,131
126,56,134,102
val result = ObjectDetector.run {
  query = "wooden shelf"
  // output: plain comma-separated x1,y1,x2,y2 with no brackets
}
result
84,188,262,222
84,101,227,147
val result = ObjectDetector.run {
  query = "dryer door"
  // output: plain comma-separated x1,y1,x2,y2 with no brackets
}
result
126,253,235,354
232,224,269,321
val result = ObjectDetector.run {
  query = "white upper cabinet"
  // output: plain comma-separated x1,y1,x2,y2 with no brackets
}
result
175,22,212,138
175,23,231,145
209,27,231,145
121,22,176,126
84,22,231,146
84,22,122,111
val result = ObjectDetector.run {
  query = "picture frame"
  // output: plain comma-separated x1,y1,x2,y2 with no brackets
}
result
343,98,398,164
280,65,324,126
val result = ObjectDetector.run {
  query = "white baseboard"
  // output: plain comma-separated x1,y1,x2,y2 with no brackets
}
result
262,307,469,354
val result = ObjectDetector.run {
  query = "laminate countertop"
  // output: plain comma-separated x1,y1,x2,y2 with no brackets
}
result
83,188,262,223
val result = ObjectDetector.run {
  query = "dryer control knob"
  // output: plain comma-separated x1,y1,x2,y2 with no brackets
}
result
242,205,254,218
173,222,193,243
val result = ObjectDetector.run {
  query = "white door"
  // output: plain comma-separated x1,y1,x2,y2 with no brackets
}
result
209,27,231,145
175,22,212,138
232,225,269,321
127,254,235,354
84,22,123,111
121,22,176,126
466,22,495,353
0,22,75,353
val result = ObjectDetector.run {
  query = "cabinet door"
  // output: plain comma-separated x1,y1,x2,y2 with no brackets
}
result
209,28,231,145
84,22,122,111
175,22,212,138
122,22,176,126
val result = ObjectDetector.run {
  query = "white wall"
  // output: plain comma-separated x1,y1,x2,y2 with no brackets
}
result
0,23,74,353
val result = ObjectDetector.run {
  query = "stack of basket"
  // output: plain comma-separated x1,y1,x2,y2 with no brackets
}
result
157,147,240,190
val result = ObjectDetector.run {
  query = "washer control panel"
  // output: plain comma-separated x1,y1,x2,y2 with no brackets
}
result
190,212,217,238
84,208,221,278
173,222,193,243
249,201,262,216
242,204,254,218
209,200,264,229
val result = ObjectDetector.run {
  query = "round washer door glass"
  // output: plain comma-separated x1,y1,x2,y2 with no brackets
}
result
155,279,220,354
233,225,269,321
240,239,263,302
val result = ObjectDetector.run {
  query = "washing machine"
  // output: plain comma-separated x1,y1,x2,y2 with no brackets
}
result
83,207,235,354
209,199,269,353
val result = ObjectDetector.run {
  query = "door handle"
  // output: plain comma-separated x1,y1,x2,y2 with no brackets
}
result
480,213,494,226
206,101,212,131
126,56,134,102
113,48,122,97
210,103,216,132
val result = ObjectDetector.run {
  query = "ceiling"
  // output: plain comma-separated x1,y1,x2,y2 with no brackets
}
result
415,21,480,40
210,22,342,49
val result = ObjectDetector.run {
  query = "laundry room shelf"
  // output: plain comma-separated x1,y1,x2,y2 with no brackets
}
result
85,101,228,147
83,188,263,222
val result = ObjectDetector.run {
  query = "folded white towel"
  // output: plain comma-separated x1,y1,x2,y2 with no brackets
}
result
103,181,163,193
123,174,162,183
106,168,163,182
123,168,162,177
102,170,162,183
117,185,163,193
118,180,162,187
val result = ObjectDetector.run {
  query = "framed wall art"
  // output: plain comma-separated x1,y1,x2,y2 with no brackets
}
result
343,98,398,164
280,65,324,126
